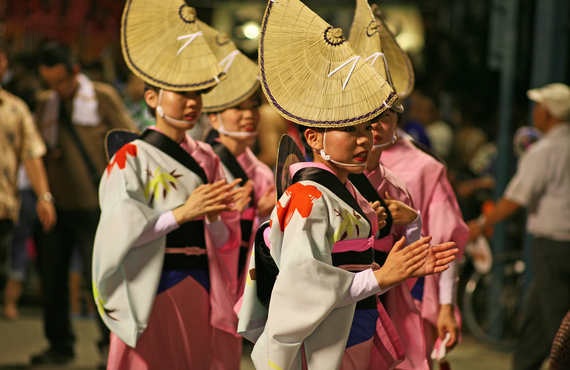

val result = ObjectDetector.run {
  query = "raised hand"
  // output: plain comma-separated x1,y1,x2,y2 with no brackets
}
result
410,239,458,278
370,200,388,230
373,236,458,289
384,192,418,226
172,178,241,224
232,180,254,214
257,186,277,218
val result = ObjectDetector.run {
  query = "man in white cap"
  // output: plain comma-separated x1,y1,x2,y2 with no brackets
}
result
468,83,570,370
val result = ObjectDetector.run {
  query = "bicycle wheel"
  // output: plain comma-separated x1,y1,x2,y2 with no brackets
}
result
462,252,526,349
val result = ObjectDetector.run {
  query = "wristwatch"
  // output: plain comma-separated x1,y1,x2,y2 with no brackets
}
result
39,192,54,203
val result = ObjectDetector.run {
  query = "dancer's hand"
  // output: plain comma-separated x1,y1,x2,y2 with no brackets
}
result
257,186,276,218
370,201,388,230
172,178,241,224
437,304,459,350
233,180,254,214
384,192,418,226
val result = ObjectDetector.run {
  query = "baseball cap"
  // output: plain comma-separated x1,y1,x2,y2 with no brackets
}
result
527,83,570,120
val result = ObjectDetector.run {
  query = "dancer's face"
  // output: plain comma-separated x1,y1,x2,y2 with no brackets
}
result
307,121,373,180
146,89,202,131
371,109,397,148
210,93,261,141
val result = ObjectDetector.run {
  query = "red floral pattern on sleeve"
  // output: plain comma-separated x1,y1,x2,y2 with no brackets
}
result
107,143,137,176
276,182,322,232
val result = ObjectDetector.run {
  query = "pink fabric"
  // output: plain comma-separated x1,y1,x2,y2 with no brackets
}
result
107,276,242,370
370,298,406,369
182,134,242,335
236,147,275,292
366,163,427,369
340,338,374,370
382,138,468,325
376,282,427,369
332,236,375,253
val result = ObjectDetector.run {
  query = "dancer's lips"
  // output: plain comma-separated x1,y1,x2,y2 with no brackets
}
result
242,125,257,132
373,135,382,143
184,112,197,121
353,151,368,163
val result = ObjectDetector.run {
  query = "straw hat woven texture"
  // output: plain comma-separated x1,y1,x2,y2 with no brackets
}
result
348,0,390,83
121,0,225,92
370,3,415,98
259,0,396,128
348,0,403,112
199,20,260,113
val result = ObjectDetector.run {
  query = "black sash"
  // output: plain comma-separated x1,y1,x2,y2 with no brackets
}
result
163,220,208,270
332,249,377,310
293,167,372,237
348,173,393,238
140,129,208,185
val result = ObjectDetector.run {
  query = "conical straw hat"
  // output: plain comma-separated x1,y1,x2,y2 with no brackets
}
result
371,3,415,98
199,20,260,113
259,0,396,128
349,0,404,112
348,0,389,82
121,0,225,92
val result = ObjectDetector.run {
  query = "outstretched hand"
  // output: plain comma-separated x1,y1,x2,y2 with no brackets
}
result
373,236,458,289
411,238,458,278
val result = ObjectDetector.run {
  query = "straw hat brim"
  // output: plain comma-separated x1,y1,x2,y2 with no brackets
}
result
198,20,261,113
121,0,225,92
259,0,396,128
371,4,415,99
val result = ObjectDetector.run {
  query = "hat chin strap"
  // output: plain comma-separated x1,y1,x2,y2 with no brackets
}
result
216,113,258,138
319,129,366,168
373,132,397,149
156,90,197,126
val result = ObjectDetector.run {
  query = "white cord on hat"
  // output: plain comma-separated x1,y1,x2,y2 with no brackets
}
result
177,31,204,56
365,52,394,87
218,50,241,74
319,129,366,167
156,89,198,126
216,113,258,138
328,56,362,91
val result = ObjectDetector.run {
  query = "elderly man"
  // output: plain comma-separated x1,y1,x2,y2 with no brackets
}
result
468,83,570,370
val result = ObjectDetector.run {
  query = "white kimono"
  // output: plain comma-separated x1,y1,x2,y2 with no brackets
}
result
92,128,241,355
239,162,380,370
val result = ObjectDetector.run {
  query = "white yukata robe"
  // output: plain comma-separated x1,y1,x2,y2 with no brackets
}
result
92,128,241,368
239,162,382,370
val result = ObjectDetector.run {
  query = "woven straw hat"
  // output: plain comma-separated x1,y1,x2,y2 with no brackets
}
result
199,20,260,113
259,0,396,128
121,0,225,92
371,2,414,99
348,0,412,113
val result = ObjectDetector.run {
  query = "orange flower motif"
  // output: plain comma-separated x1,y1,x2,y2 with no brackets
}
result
107,143,137,176
276,182,322,232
